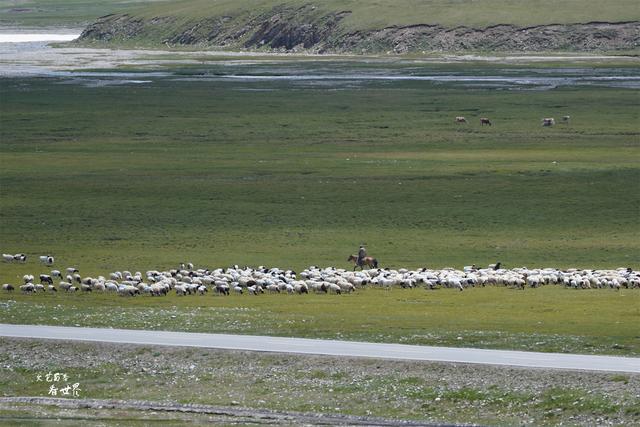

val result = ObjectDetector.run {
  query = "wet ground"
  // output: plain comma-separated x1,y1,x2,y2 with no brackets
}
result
1,31,639,90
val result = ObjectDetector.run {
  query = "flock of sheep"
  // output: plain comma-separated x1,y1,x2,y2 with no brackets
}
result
2,256,638,296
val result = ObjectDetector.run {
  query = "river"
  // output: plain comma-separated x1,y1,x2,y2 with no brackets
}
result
0,30,639,90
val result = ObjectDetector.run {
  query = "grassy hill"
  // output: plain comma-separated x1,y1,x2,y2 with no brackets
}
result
127,0,640,29
73,0,639,53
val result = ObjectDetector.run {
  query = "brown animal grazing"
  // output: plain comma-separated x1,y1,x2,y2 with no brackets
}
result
480,118,491,126
348,254,379,271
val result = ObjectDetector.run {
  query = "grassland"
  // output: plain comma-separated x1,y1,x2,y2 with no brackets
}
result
0,60,639,355
1,64,638,274
91,0,640,30
0,0,166,27
1,286,639,355
2,0,638,29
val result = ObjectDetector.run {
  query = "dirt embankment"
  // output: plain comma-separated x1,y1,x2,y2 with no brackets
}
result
78,5,639,53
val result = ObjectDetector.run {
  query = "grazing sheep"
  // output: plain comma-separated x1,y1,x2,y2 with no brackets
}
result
20,284,35,293
247,285,261,295
118,285,138,296
266,284,280,293
59,281,72,292
2,284,14,292
39,255,54,266
215,283,230,295
328,283,342,295
48,285,57,292
294,283,309,294
39,274,53,285
2,254,14,262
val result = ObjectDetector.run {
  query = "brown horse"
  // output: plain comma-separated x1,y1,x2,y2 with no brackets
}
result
347,255,378,271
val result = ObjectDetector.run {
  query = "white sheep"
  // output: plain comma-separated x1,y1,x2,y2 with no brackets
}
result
39,255,54,266
20,283,35,293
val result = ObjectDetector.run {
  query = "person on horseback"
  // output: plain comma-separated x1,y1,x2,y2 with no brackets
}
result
356,244,366,269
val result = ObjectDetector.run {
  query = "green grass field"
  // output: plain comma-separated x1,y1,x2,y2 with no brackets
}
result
1,286,639,355
2,0,638,30
129,0,640,29
0,0,164,27
1,64,638,275
1,60,639,355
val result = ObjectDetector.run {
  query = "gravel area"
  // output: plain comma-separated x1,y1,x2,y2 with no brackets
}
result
1,338,639,426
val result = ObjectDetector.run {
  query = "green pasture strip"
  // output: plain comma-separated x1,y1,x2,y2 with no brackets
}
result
0,0,169,27
2,0,638,29
1,73,638,273
117,0,640,29
1,286,639,355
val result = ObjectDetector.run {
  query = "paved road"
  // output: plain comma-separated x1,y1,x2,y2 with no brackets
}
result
1,324,638,373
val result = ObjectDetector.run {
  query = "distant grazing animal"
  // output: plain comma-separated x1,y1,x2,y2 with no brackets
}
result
2,284,14,292
480,118,492,126
542,118,555,127
39,255,54,265
562,115,570,123
455,116,467,124
20,284,35,293
2,254,14,262
39,274,53,285
347,255,378,271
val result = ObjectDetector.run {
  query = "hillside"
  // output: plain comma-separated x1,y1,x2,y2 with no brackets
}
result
75,0,640,53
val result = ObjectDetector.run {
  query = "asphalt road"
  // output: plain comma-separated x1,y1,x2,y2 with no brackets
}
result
1,324,638,373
